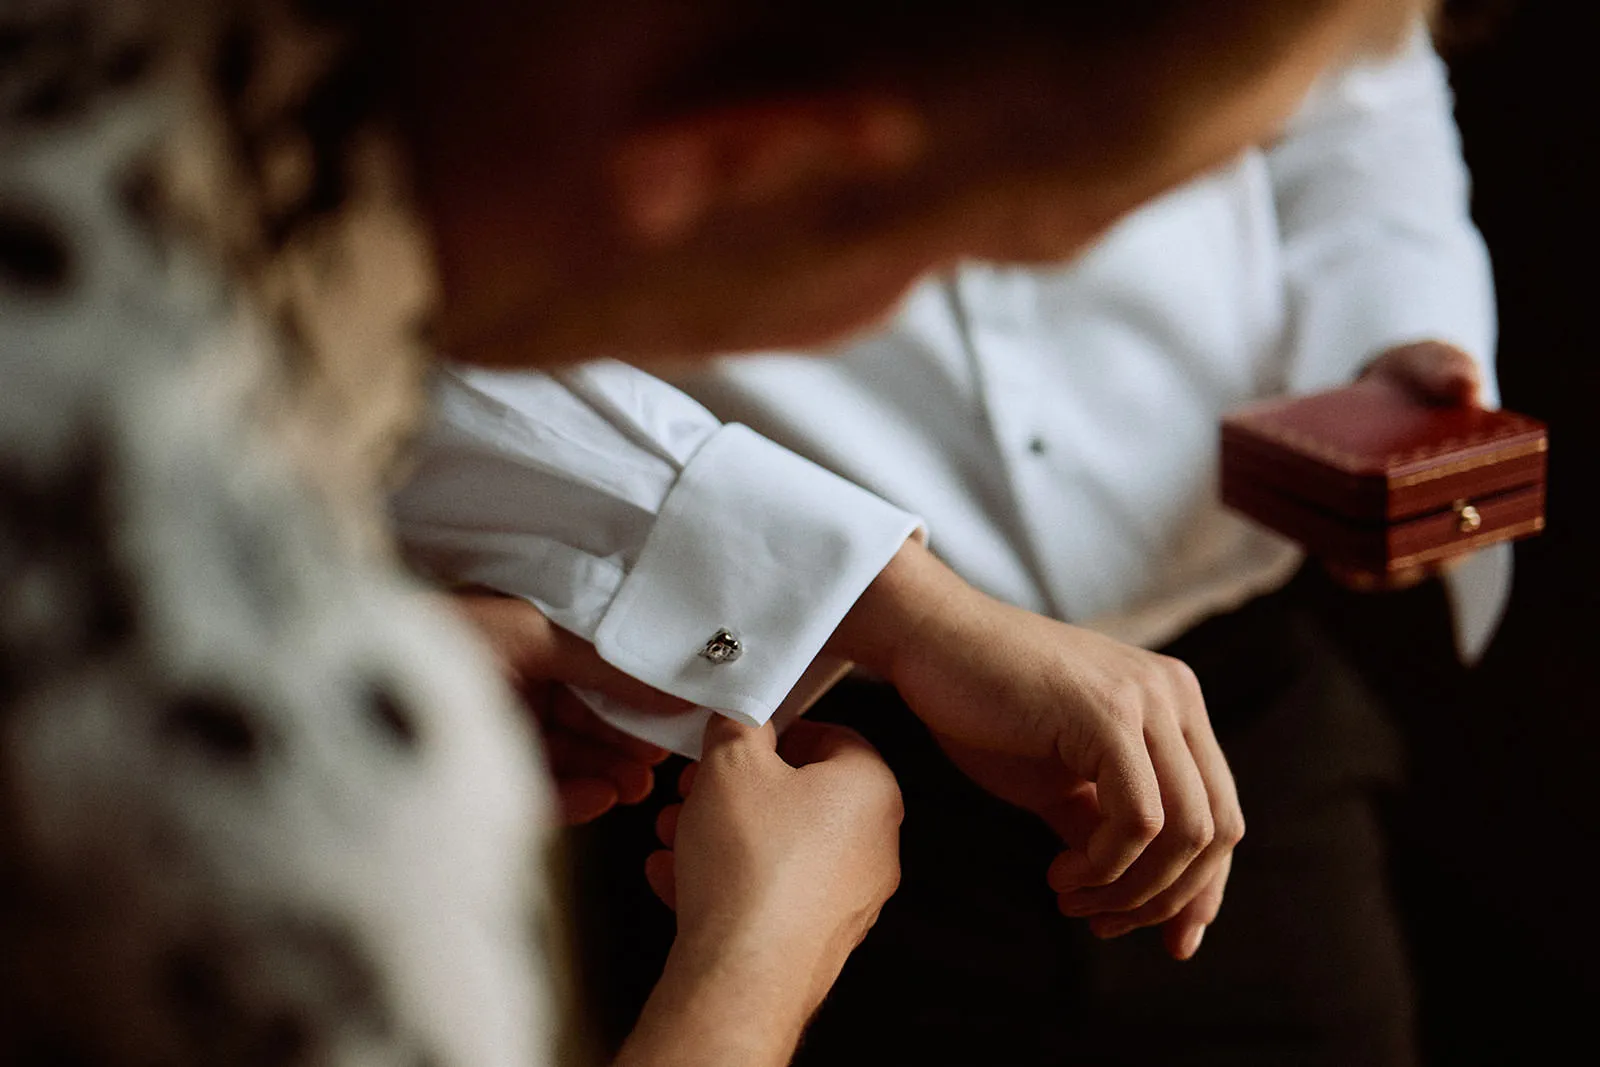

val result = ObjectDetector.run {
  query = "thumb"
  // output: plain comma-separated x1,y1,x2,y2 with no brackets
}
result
1366,342,1482,407
700,714,779,761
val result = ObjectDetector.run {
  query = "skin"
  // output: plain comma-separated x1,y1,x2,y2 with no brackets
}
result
460,345,1485,968
398,0,1429,368
456,281,1468,953
1336,340,1490,590
830,541,1240,963
456,601,899,1067
619,719,902,1067
393,0,1439,1061
451,594,684,823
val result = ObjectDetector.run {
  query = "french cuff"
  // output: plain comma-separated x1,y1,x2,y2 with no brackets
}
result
572,652,855,760
592,423,923,727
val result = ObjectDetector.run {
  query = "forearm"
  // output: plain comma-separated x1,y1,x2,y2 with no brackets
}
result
616,932,828,1067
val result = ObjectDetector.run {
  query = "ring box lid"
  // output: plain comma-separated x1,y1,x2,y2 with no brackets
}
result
1221,379,1548,524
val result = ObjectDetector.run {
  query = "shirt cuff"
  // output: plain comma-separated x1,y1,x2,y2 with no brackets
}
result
592,423,922,724
571,652,855,759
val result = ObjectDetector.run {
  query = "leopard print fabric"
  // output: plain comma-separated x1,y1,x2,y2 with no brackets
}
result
1,2,558,1064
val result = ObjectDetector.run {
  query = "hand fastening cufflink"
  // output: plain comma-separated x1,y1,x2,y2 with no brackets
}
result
699,628,743,665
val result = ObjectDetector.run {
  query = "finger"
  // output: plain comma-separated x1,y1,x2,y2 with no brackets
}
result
1163,855,1232,961
1077,834,1230,943
643,850,677,911
1033,780,1101,850
547,687,672,765
543,729,657,804
699,714,779,762
677,761,698,797
558,779,620,826
1323,560,1431,593
531,630,694,713
456,595,694,714
1066,688,1241,932
694,716,781,793
1056,717,1214,913
1367,343,1482,407
1083,850,1232,958
1406,347,1482,406
1179,705,1245,879
1047,735,1163,892
655,802,682,848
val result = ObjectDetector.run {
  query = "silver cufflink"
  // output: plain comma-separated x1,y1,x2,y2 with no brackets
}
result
699,628,743,665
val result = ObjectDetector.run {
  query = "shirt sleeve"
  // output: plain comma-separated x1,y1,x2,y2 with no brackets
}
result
391,361,923,738
1269,25,1500,404
1271,27,1512,667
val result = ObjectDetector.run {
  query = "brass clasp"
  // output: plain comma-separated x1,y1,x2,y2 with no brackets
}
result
1452,499,1483,534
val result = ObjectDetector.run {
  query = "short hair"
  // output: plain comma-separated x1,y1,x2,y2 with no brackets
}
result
1433,0,1517,52
388,0,1408,174
618,0,1407,177
646,2,1337,107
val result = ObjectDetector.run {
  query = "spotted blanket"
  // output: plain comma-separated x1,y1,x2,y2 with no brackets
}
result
1,3,556,1064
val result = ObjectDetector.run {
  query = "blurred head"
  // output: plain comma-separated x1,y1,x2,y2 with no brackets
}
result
389,0,1429,367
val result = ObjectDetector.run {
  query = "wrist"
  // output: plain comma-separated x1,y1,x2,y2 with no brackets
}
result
826,537,965,680
621,926,831,1067
677,905,853,1005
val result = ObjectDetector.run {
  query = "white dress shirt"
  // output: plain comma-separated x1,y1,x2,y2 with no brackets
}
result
393,30,1504,755
394,362,924,751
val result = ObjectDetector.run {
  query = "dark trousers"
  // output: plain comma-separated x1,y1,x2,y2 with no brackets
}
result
571,571,1420,1067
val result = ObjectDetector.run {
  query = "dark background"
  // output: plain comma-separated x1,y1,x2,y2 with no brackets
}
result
1325,2,1600,1062
571,5,1599,1063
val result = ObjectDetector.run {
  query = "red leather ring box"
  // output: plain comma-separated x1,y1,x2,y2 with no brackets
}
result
1221,379,1548,574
